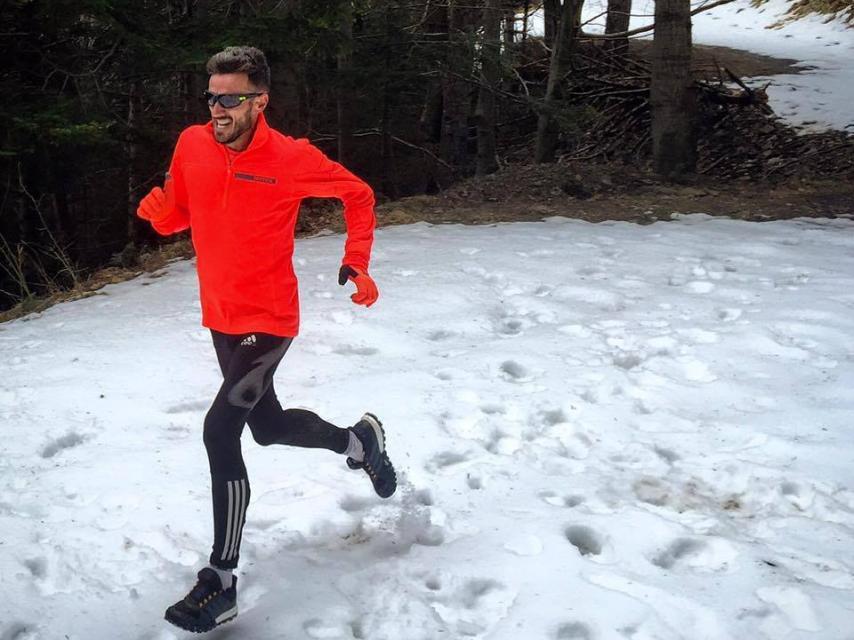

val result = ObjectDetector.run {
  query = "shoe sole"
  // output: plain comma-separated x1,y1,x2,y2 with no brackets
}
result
164,607,238,633
361,412,397,499
361,412,385,452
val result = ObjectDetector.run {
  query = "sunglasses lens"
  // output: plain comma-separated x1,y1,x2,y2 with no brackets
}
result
202,92,240,108
219,95,242,108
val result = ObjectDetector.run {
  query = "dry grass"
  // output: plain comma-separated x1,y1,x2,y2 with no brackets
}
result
752,0,854,25
0,239,194,324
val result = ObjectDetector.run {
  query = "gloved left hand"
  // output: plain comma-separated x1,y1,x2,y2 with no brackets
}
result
338,265,379,307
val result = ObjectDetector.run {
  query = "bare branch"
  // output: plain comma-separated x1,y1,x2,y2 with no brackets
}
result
583,0,738,40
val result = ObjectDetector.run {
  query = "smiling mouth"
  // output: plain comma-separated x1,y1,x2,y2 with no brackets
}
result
214,118,232,130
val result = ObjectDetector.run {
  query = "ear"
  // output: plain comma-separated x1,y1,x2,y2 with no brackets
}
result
254,92,269,114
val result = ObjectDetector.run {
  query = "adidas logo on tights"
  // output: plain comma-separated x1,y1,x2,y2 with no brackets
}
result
240,335,257,347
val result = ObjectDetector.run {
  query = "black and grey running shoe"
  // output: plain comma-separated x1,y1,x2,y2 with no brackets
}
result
164,568,238,633
347,413,397,498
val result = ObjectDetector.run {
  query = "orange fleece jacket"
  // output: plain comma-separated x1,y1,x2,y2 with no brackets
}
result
147,113,375,337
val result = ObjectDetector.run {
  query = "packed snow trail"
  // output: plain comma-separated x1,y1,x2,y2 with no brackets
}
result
2,215,853,640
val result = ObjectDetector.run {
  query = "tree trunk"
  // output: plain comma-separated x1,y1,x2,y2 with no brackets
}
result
650,0,697,178
337,1,354,163
535,0,581,163
439,0,472,171
476,0,501,176
503,8,515,46
418,1,447,144
380,5,397,199
522,0,530,43
604,0,631,55
543,0,560,50
126,80,140,246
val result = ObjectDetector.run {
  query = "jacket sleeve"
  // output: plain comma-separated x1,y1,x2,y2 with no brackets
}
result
291,140,376,271
150,133,191,236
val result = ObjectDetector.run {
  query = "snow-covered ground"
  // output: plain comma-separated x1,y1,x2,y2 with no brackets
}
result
574,0,854,133
2,215,854,639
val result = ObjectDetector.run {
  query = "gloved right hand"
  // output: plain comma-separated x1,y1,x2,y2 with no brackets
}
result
137,177,175,222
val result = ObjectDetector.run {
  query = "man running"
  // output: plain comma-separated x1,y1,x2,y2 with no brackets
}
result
136,46,397,633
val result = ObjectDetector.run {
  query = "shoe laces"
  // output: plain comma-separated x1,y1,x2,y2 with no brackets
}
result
364,452,394,483
189,578,220,605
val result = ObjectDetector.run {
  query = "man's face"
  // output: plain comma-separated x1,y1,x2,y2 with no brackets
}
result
207,73,269,150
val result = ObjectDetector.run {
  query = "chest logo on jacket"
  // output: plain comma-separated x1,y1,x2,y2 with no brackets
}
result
234,172,277,185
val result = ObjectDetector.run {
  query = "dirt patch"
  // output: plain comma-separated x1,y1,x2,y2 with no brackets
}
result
376,166,853,226
631,40,804,78
303,160,854,232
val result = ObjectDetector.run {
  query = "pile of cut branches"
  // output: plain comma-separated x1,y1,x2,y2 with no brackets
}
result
553,43,854,181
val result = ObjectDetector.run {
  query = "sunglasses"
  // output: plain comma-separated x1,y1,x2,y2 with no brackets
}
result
202,91,264,109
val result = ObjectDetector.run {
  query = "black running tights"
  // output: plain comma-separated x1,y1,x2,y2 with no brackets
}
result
204,330,350,569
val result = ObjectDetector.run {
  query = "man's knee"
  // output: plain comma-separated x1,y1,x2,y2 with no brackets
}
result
203,407,239,453
248,420,278,447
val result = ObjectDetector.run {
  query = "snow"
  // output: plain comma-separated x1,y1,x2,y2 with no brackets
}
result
2,214,854,639
540,0,854,133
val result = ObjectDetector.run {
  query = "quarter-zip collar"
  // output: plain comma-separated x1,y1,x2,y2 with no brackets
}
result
204,112,272,158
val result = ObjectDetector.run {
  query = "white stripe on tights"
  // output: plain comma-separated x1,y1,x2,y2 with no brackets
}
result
226,479,247,561
221,480,235,561
232,479,248,560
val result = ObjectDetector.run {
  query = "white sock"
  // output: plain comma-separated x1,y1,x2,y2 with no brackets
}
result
210,565,233,589
345,430,364,462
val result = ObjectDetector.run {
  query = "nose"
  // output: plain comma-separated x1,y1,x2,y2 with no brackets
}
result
210,100,226,117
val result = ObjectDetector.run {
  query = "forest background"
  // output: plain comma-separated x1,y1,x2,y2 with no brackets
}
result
1,0,852,320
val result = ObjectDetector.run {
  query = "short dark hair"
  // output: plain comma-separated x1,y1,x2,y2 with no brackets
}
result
206,46,271,90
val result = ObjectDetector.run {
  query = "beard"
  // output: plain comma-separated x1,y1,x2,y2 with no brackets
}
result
213,109,254,146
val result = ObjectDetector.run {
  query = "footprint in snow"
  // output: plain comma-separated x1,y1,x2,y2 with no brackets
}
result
303,618,347,638
162,424,191,440
717,307,743,321
429,577,514,637
427,450,471,471
23,557,47,579
612,352,644,370
164,399,209,414
653,445,679,465
633,477,672,507
780,481,814,511
411,488,434,506
538,408,567,427
424,574,443,591
651,538,706,569
40,432,88,458
555,621,594,639
496,317,526,336
427,329,455,341
499,360,530,381
479,403,505,415
565,525,604,557
757,585,822,632
1,622,37,640
332,344,378,356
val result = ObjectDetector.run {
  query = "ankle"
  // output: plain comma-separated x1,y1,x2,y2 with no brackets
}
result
209,565,234,589
344,429,364,462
